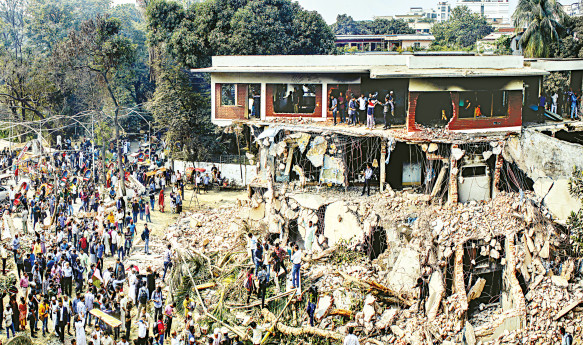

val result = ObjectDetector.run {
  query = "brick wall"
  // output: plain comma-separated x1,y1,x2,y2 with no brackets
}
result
265,84,322,118
215,83,248,120
407,92,421,132
446,90,523,131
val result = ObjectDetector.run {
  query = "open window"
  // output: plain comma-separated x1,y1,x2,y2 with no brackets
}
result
459,91,509,119
248,84,261,118
271,84,317,114
221,84,236,106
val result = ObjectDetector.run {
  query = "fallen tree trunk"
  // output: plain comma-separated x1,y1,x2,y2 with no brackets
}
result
262,309,344,341
337,271,414,307
228,290,296,310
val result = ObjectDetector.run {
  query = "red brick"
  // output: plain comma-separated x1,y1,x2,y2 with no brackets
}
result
215,83,247,120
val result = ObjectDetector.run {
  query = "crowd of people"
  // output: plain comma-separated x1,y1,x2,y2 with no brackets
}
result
0,135,364,345
329,91,395,130
0,137,245,345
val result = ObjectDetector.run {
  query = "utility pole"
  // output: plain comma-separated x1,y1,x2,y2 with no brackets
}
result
114,107,126,196
91,112,95,182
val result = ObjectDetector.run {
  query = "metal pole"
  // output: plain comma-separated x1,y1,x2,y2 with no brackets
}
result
92,112,95,181
148,121,151,165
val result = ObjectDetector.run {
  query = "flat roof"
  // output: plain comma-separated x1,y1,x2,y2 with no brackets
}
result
193,54,547,78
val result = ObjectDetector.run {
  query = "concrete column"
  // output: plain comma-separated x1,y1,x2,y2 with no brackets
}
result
380,143,386,192
448,144,459,204
322,82,328,120
492,152,503,197
210,80,216,122
260,83,267,121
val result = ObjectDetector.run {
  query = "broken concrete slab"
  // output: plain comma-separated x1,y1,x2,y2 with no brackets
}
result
387,247,420,295
306,136,327,167
323,201,363,246
467,278,486,302
426,269,445,321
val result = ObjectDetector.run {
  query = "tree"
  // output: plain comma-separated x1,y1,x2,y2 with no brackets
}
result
495,35,513,55
147,55,224,163
512,0,565,58
543,71,569,95
330,15,414,35
432,6,493,48
55,15,136,195
146,0,334,68
568,167,583,254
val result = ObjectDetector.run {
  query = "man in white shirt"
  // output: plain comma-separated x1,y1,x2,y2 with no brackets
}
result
357,94,367,125
343,327,359,345
137,317,148,345
551,92,559,113
291,244,302,289
361,164,373,197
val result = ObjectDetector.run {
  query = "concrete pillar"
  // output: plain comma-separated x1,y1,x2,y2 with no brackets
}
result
380,143,386,192
260,83,267,121
492,151,504,197
448,144,459,204
322,82,328,120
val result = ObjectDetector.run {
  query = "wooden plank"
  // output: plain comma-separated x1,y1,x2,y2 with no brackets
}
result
196,282,216,291
90,309,122,328
554,299,582,321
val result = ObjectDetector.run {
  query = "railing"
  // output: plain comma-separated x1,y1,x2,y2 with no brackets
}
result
206,154,251,165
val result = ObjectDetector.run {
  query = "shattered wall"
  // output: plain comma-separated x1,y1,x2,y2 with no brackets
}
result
505,129,583,221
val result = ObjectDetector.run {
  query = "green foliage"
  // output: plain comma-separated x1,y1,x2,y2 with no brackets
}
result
331,14,414,35
568,167,583,254
146,0,335,68
513,0,566,58
543,71,570,95
147,55,224,162
431,6,493,48
495,35,513,55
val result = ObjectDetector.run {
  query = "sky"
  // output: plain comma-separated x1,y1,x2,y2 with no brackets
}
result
112,0,576,24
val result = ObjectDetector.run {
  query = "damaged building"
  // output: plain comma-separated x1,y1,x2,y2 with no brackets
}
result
190,55,583,343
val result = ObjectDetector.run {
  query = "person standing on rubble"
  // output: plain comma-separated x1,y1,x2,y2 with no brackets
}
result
256,265,268,309
253,242,263,276
291,244,301,289
361,164,373,197
559,326,573,345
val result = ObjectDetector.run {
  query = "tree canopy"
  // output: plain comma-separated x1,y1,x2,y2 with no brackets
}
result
331,14,414,35
513,0,565,58
146,0,335,68
432,6,493,48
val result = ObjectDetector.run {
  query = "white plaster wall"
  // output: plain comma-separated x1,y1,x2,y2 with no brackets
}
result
172,160,258,186
407,55,523,69
505,129,583,222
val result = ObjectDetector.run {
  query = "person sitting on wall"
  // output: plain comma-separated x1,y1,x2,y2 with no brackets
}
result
474,105,482,118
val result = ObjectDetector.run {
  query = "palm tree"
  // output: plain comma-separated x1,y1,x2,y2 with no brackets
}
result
513,0,566,58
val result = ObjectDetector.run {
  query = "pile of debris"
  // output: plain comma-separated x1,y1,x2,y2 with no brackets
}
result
158,186,582,344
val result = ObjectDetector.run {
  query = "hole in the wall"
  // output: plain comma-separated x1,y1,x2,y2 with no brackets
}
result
364,226,388,260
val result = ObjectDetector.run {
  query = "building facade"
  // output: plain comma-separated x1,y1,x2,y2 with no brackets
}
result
455,0,510,25
198,55,545,133
336,34,435,51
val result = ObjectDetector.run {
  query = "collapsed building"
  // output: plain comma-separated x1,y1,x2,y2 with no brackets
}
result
188,55,583,343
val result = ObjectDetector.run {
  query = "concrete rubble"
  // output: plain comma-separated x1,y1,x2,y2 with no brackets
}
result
158,183,583,345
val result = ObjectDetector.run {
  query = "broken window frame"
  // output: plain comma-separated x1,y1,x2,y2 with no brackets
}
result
270,83,318,114
220,84,237,106
458,90,509,119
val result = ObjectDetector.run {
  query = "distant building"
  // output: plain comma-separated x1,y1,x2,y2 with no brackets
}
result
377,8,436,34
476,28,522,55
336,34,435,52
436,2,452,22
455,0,510,25
563,2,582,16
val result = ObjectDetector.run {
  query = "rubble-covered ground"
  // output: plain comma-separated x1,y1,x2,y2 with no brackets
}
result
152,187,583,345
